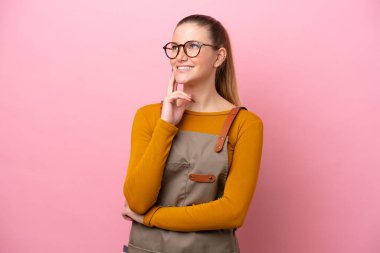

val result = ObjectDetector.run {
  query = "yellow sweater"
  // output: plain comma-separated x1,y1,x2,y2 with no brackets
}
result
123,102,264,232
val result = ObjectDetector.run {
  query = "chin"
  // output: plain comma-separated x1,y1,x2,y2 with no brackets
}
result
178,79,196,86
174,75,191,84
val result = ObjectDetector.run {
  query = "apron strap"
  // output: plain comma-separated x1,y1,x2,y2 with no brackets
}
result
214,106,248,153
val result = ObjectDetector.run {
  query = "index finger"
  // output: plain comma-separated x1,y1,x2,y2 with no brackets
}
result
167,68,177,95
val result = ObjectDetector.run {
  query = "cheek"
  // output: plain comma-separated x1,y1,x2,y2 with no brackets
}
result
195,58,214,73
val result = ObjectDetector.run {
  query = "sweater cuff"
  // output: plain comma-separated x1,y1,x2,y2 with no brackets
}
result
143,206,162,227
156,118,179,133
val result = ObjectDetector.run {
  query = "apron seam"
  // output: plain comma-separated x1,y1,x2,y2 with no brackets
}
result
181,163,191,206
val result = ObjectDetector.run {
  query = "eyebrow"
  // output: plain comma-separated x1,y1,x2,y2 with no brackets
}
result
170,40,199,44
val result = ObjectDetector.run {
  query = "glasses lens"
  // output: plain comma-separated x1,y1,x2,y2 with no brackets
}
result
184,41,201,57
164,43,179,59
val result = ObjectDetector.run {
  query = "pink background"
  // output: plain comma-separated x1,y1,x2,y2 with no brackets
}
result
1,0,379,252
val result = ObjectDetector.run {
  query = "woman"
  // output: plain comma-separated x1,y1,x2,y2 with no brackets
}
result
122,14,264,253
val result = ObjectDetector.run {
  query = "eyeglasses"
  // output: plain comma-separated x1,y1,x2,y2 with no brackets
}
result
163,40,220,59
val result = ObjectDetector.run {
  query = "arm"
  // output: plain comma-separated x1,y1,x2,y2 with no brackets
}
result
123,107,179,214
142,119,264,232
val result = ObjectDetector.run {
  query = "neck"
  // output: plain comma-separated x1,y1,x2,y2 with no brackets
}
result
182,75,224,112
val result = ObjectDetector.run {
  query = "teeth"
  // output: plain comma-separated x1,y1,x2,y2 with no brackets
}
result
178,66,193,70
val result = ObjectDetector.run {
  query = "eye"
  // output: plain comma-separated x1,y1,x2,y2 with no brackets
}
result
169,45,178,50
166,43,178,50
190,43,200,49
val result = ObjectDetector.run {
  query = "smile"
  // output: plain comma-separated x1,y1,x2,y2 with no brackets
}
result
177,66,194,72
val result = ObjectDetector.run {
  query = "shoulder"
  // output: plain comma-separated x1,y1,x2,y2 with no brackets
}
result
132,102,161,128
136,102,161,119
235,107,263,127
133,103,161,133
228,108,263,144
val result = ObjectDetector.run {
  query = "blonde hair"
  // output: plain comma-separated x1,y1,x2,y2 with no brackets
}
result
176,14,242,106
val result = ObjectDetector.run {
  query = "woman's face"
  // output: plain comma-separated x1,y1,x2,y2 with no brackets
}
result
170,22,220,85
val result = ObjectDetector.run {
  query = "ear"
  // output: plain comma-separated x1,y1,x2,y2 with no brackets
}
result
214,48,227,68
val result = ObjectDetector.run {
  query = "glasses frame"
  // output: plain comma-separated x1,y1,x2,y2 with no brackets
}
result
163,40,220,59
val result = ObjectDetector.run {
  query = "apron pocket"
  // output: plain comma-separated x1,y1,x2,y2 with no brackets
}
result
156,162,191,207
185,170,221,205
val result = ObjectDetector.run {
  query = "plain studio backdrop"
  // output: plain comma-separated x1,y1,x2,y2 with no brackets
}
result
0,0,379,252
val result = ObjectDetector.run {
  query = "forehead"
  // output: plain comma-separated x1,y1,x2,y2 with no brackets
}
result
172,23,211,43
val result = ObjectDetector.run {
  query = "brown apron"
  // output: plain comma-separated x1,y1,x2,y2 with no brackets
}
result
127,102,247,253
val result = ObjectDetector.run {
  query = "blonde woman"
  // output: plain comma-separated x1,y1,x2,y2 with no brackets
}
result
122,14,264,253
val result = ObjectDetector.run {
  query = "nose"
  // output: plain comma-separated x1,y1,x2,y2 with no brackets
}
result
176,45,188,61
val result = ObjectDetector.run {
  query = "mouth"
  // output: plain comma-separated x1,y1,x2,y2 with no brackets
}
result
176,65,194,72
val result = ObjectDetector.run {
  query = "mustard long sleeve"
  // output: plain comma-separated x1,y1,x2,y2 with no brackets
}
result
142,118,264,232
123,106,179,214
